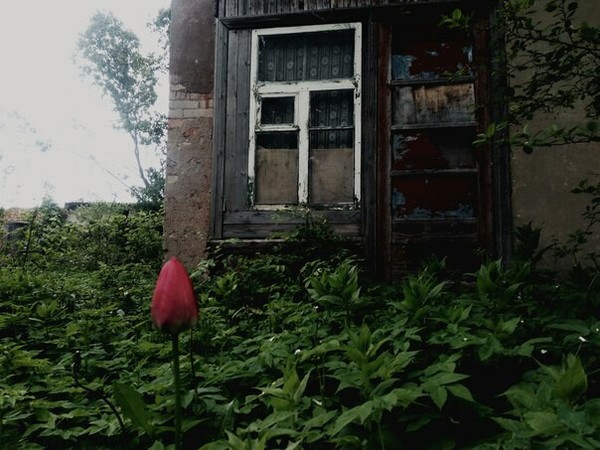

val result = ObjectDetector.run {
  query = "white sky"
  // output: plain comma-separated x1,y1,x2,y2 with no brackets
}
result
0,0,170,208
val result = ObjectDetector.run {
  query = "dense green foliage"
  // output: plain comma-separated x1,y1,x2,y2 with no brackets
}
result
1,203,599,449
448,0,600,150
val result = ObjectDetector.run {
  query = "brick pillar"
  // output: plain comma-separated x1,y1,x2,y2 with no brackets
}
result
164,0,215,269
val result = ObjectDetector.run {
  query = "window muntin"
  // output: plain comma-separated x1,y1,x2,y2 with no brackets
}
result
249,23,362,209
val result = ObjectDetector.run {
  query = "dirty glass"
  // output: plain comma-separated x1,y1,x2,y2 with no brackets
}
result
309,90,354,204
258,30,354,82
392,128,476,171
392,84,475,125
392,37,473,80
260,97,295,125
391,175,477,219
255,132,298,205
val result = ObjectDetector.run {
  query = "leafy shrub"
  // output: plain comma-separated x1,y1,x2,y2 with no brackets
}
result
1,203,600,448
1,202,163,271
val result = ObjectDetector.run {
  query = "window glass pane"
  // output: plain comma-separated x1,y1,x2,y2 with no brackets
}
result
392,84,475,125
392,128,476,170
392,38,473,80
258,30,354,82
391,175,477,219
308,89,355,204
310,129,354,150
309,148,354,204
310,90,354,128
261,97,295,125
255,132,298,205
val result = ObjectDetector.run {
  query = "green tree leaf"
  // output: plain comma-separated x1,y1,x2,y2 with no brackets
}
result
553,355,588,405
112,382,154,436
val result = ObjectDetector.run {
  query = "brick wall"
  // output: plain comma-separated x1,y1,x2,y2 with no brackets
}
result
163,0,215,270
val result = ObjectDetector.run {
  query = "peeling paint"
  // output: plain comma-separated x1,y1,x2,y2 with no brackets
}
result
392,189,406,209
392,37,474,80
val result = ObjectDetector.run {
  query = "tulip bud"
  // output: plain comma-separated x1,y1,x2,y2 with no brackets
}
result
151,257,198,335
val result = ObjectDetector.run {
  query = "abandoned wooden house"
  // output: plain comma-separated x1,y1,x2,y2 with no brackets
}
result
164,0,598,278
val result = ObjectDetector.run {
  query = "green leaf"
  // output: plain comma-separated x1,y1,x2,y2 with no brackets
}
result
293,371,311,403
493,417,524,433
584,398,600,426
498,317,521,335
302,410,337,430
390,386,422,407
424,372,469,387
524,411,564,436
553,355,587,404
549,321,590,334
447,384,475,402
112,382,154,436
429,387,448,410
329,402,374,436
318,295,343,306
220,400,236,435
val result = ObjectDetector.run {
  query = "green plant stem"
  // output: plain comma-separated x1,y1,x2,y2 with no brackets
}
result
72,351,126,435
172,333,182,450
377,421,386,450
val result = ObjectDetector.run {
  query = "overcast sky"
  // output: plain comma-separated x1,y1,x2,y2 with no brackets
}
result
0,0,170,208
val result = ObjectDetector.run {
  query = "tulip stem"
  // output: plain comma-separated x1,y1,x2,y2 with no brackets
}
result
172,333,182,450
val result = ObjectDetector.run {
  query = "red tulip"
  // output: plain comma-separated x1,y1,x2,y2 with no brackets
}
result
151,257,198,335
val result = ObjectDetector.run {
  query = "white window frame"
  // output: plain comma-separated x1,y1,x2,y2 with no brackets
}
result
248,22,362,209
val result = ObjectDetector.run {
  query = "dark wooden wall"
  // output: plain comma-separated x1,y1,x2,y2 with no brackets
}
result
210,0,512,276
217,0,461,18
211,22,369,240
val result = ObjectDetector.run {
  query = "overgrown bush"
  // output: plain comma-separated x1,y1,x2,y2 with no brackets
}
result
1,201,163,271
1,204,599,449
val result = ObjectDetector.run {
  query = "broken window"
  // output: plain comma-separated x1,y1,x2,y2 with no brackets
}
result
386,21,482,272
248,24,361,208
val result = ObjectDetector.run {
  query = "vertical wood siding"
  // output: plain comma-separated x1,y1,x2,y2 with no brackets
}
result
223,29,252,212
210,0,510,275
219,0,449,18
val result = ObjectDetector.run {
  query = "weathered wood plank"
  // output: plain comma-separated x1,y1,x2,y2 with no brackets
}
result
210,21,230,239
223,222,361,239
225,0,237,17
376,21,392,279
224,210,361,224
223,28,239,213
392,84,476,126
231,29,252,212
248,0,260,15
238,0,247,16
266,0,275,14
362,14,378,273
220,0,466,18
224,30,247,213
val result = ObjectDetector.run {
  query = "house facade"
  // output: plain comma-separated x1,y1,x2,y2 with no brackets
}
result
165,0,598,277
